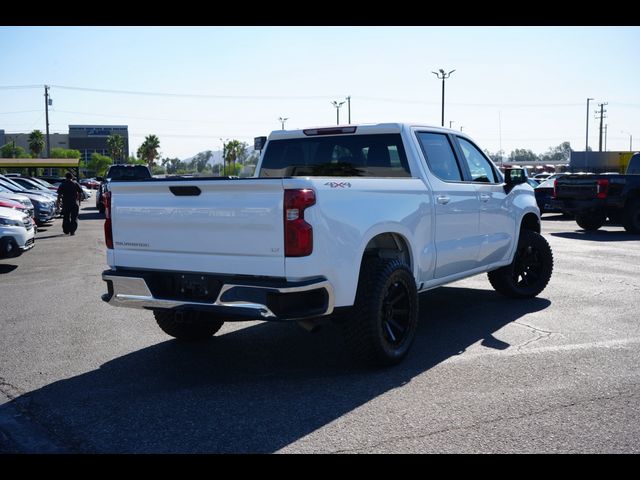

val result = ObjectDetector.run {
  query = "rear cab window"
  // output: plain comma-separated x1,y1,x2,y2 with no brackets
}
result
259,134,411,178
107,166,152,180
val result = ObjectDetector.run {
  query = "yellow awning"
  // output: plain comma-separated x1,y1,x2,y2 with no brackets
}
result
0,158,80,168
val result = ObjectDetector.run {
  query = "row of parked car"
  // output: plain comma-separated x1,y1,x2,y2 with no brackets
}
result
0,173,93,259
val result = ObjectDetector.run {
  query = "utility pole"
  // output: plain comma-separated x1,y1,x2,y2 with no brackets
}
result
44,85,51,158
622,131,633,151
278,117,289,130
346,96,351,124
585,98,594,170
331,100,345,125
431,68,455,127
595,102,607,152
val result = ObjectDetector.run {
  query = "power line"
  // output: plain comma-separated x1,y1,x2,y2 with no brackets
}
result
0,109,41,115
51,109,271,125
50,84,339,100
0,85,42,90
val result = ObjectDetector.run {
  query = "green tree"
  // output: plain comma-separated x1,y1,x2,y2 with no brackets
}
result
28,130,45,158
51,147,81,159
107,134,125,163
509,149,539,163
222,140,248,176
191,151,213,173
87,153,113,177
137,135,161,168
540,141,572,163
1,143,28,158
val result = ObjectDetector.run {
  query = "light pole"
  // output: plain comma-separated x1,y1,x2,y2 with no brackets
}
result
331,100,345,125
585,97,594,169
278,117,289,130
346,96,351,124
432,68,455,127
622,131,633,151
449,120,455,129
44,85,51,158
460,126,464,132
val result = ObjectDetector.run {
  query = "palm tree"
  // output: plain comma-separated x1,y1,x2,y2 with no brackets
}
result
107,134,125,163
28,130,45,158
137,135,161,168
222,140,247,176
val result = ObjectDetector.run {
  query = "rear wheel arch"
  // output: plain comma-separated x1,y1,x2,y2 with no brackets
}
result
359,232,412,277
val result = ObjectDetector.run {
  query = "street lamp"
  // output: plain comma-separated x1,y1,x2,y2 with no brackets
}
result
432,68,455,127
622,130,633,151
449,120,455,129
331,100,345,125
278,117,289,130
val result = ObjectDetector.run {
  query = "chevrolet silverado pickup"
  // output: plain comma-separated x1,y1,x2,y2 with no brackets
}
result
101,123,554,366
554,152,640,232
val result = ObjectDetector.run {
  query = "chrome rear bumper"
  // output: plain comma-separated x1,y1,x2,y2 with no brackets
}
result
102,270,334,321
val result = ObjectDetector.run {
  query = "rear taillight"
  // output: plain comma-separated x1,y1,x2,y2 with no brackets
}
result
104,191,113,249
284,189,315,257
552,179,558,199
596,179,609,199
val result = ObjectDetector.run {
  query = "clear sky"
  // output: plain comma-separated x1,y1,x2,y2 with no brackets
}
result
1,26,638,159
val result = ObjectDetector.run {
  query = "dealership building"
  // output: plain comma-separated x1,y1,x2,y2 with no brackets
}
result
69,125,129,163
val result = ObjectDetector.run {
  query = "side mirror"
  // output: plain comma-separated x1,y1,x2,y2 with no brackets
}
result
254,136,267,151
504,168,527,193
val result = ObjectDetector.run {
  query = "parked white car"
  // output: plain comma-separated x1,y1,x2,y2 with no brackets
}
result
0,206,35,258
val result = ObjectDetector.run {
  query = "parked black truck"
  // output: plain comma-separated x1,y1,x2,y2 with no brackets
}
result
553,153,640,232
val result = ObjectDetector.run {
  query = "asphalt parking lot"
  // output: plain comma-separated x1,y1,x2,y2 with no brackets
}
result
1,205,639,453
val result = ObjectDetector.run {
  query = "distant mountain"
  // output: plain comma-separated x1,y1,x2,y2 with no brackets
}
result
182,148,256,165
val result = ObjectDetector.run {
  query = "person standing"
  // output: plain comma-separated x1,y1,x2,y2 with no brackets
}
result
57,172,83,235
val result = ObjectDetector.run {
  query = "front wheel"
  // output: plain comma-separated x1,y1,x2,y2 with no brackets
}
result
341,258,419,367
488,230,553,299
153,310,224,341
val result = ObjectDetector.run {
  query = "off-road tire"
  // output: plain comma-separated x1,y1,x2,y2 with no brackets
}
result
341,258,419,367
488,230,553,299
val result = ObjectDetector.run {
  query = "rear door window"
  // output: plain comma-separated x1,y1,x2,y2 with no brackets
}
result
415,132,463,182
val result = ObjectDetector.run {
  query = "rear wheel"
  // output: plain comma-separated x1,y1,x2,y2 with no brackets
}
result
153,310,224,341
575,213,605,231
488,230,553,299
622,199,640,233
341,258,419,367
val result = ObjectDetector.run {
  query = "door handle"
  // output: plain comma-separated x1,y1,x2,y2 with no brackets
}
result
436,195,450,205
480,193,491,202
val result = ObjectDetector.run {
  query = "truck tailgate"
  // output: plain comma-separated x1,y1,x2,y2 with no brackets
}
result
110,178,285,277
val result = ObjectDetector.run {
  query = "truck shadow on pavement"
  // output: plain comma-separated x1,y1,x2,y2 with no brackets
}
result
550,231,640,242
2,286,550,453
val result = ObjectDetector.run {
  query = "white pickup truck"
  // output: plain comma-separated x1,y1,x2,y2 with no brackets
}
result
101,123,553,366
